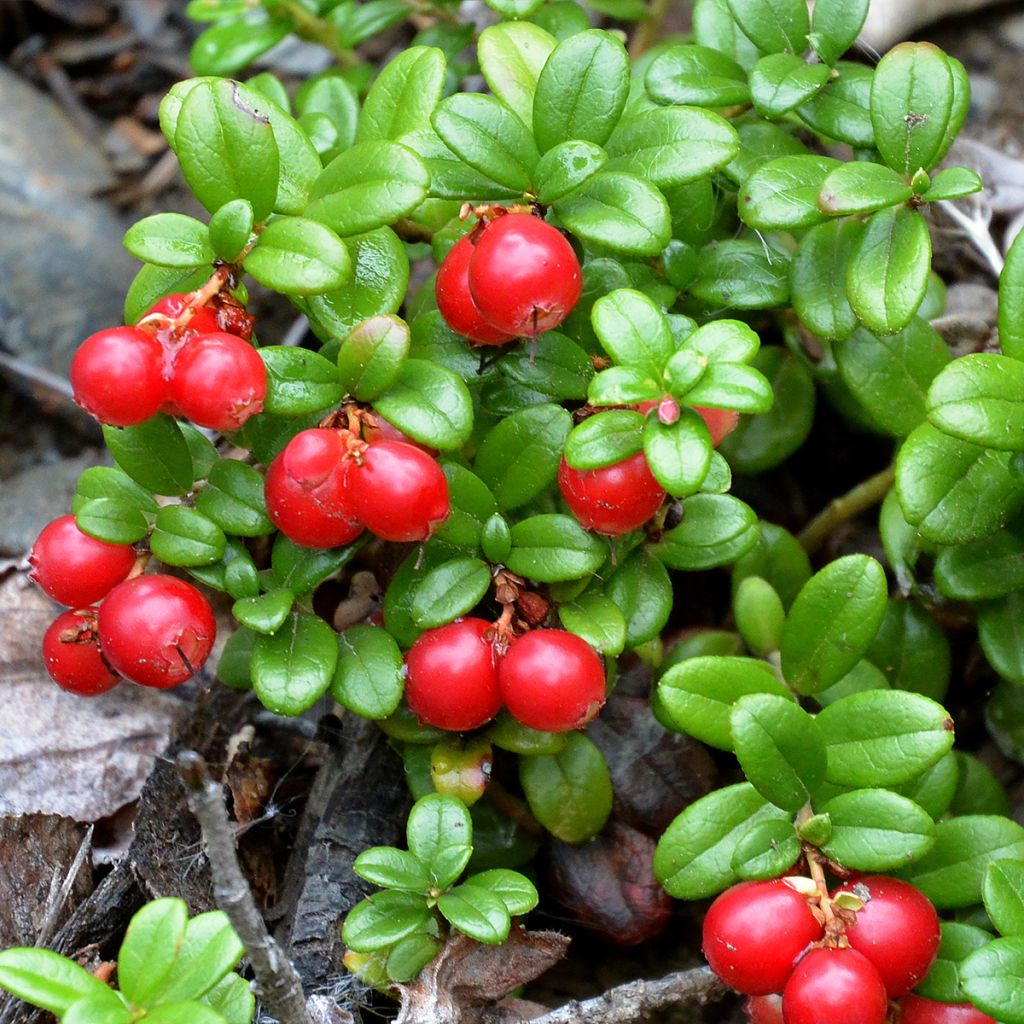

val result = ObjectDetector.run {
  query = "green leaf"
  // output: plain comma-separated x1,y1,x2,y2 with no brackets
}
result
654,782,790,899
605,547,673,647
534,140,608,205
645,44,750,108
401,126,520,201
270,532,362,597
836,319,951,438
338,315,410,402
232,589,293,635
592,288,674,374
927,354,1024,451
196,460,274,537
797,60,874,147
810,0,869,65
604,106,739,188
465,869,539,916
847,206,931,336
726,0,807,53
75,498,149,545
658,655,792,750
354,847,431,893
260,346,344,416
124,213,214,269
733,521,811,609
435,464,499,552
819,161,914,215
678,319,761,364
103,416,194,496
921,166,983,203
72,466,159,517
820,789,936,871
750,54,830,118
915,922,993,1003
683,362,773,414
0,949,115,1016
519,732,612,843
477,22,556,134
689,239,791,310
474,403,572,510
559,592,627,655
342,891,432,952
643,410,712,497
533,30,629,152
867,600,951,702
438,884,511,945
816,689,955,788
564,409,644,470
357,46,447,143
252,612,338,716
907,816,1024,909
961,937,1024,1024
411,558,491,629
488,711,565,756
243,216,350,295
1000,220,1024,362
588,365,663,406
871,42,955,176
979,592,1024,685
984,859,1024,938
386,934,440,983
693,0,762,70
791,219,863,341
174,80,279,221
733,576,786,655
190,16,290,77
731,819,802,881
63,994,132,1024
118,898,188,1007
739,154,837,230
305,141,429,237
499,332,594,400
332,624,404,719
951,752,1011,818
554,172,672,257
135,1003,227,1024
505,514,608,582
200,973,253,1024
652,493,760,570
158,911,243,1002
373,358,474,451
896,424,1024,545
406,793,473,888
730,693,825,811
151,506,226,567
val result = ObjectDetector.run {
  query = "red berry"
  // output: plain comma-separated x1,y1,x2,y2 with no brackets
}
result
167,332,267,431
345,440,449,542
144,294,221,337
698,406,740,447
746,995,784,1024
833,876,941,997
71,327,166,426
702,879,823,996
43,610,120,696
405,618,501,731
782,947,888,1024
498,629,605,732
98,575,215,688
29,515,136,607
362,416,438,456
435,234,517,346
558,454,665,536
468,214,582,336
265,429,363,549
900,995,996,1024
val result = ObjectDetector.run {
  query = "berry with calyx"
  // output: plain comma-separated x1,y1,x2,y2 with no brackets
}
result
468,213,582,336
899,995,996,1024
345,439,449,542
435,233,517,346
29,515,136,607
833,876,941,997
70,326,166,426
43,610,120,696
265,429,363,549
781,947,888,1024
702,879,823,996
167,332,267,431
498,629,605,732
558,454,665,536
405,618,501,731
745,995,784,1024
143,293,221,337
98,575,215,688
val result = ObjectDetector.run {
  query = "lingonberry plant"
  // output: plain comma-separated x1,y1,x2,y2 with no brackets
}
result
13,0,1024,1019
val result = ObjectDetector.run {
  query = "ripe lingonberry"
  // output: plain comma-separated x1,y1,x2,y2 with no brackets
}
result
702,879,823,996
900,995,996,1024
638,401,740,447
833,876,941,997
362,416,438,456
98,575,216,688
43,610,120,696
29,515,136,607
468,214,582,336
345,439,449,542
558,454,665,536
167,332,267,431
404,618,501,731
498,629,605,732
781,947,888,1024
745,995,784,1024
264,429,363,549
435,234,517,346
144,294,221,336
70,327,166,426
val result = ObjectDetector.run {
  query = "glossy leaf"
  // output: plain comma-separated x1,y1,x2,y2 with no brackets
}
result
820,789,936,871
739,154,837,230
505,514,608,582
252,612,338,716
645,44,750,108
243,216,350,295
927,353,1024,451
652,494,760,570
406,793,473,888
260,346,343,416
818,161,914,215
357,46,447,143
477,22,555,133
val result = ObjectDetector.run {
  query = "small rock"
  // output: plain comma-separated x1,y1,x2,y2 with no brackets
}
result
1003,12,1024,53
968,74,1001,121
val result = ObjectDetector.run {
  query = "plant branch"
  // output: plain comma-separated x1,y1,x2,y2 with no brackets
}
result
628,0,671,60
177,750,314,1024
938,199,1005,280
797,464,896,554
527,965,727,1024
283,1,362,70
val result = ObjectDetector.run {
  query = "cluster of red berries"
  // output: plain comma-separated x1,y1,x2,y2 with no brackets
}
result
30,515,215,696
436,212,582,345
265,425,450,548
558,402,740,536
404,623,605,734
71,293,266,431
704,876,993,1024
